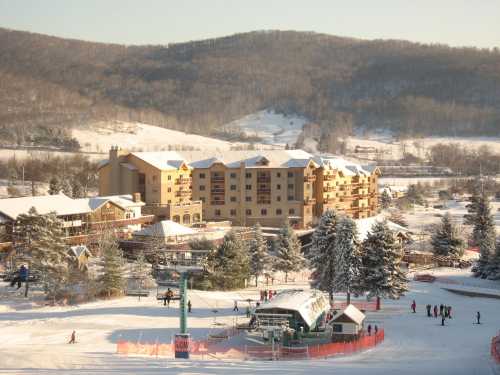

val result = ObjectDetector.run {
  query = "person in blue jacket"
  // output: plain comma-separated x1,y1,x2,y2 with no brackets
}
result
10,265,28,289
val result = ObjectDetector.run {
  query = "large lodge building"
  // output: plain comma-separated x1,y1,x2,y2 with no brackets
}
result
98,148,380,228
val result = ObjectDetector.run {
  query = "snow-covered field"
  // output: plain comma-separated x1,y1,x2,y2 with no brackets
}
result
1,268,499,375
226,110,309,147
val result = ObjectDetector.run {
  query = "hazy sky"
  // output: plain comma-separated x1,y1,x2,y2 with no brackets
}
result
0,0,499,48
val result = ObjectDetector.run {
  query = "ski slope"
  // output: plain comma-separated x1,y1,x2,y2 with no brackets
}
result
0,268,499,374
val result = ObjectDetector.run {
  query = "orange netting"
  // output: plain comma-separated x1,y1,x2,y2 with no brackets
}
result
331,300,379,311
116,329,385,360
492,335,500,364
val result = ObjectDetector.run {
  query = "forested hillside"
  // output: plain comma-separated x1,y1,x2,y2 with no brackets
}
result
1,28,500,148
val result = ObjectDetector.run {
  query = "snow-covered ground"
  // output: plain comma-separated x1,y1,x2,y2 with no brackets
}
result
226,110,309,147
1,268,499,374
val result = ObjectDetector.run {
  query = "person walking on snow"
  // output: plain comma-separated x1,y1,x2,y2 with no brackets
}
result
448,306,452,319
374,325,378,335
433,305,438,318
439,304,444,316
476,311,481,324
233,300,239,312
411,300,416,313
441,315,445,326
68,330,76,344
187,300,192,313
367,324,372,336
426,304,431,317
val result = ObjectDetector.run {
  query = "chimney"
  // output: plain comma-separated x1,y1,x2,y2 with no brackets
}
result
133,192,141,203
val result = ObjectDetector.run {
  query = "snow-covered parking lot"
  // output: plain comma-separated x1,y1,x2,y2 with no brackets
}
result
0,268,499,375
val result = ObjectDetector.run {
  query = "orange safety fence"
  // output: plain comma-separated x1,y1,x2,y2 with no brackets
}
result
492,334,500,364
117,329,384,360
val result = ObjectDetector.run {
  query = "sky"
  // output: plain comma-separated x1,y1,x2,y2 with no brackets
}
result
0,0,499,48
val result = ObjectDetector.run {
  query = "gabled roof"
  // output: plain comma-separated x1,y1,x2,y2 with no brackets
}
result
255,289,330,328
131,151,188,170
331,304,365,325
315,155,376,177
0,194,92,220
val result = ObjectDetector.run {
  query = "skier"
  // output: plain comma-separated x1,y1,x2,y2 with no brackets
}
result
441,315,445,326
233,300,239,312
426,304,431,317
187,300,192,313
448,306,452,319
10,265,28,289
439,304,444,316
367,324,372,336
411,300,416,313
68,330,76,344
374,325,378,335
164,288,173,307
444,305,448,318
433,305,438,318
476,311,481,324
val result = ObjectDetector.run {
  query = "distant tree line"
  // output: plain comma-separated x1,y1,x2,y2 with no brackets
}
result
2,28,500,153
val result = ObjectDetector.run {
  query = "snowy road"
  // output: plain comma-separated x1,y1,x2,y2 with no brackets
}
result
0,269,499,375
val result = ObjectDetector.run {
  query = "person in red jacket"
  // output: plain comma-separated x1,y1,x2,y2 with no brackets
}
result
411,300,416,313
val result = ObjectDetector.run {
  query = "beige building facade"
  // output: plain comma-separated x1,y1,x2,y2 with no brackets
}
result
98,148,380,228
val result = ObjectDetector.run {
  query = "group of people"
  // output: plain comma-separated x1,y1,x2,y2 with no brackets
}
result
260,289,277,302
366,324,379,336
412,300,482,326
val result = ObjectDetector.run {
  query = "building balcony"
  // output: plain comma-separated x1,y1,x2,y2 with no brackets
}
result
323,186,336,192
304,198,316,205
257,177,271,183
304,175,316,182
176,177,192,185
257,200,271,204
210,188,225,194
89,215,155,230
323,174,336,181
176,190,192,197
211,176,225,182
257,188,271,193
210,200,225,206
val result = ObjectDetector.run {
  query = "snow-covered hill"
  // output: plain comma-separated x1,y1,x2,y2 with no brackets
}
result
225,110,309,147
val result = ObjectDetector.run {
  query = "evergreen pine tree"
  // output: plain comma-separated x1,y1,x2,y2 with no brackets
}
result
98,231,125,296
249,223,269,286
71,179,84,198
275,221,305,283
131,251,154,292
464,187,481,227
60,178,72,196
308,210,338,300
360,220,408,300
486,240,500,280
380,190,392,209
332,216,362,304
48,177,60,195
431,213,464,257
207,231,250,290
15,207,70,299
472,194,496,277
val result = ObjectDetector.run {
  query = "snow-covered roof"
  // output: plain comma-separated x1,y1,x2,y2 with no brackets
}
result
68,245,91,258
356,215,410,241
315,156,376,177
255,289,330,328
134,220,196,238
72,194,144,213
331,304,365,325
0,194,92,220
131,151,189,170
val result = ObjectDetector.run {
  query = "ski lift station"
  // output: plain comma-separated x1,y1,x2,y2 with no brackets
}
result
329,304,366,341
255,289,330,333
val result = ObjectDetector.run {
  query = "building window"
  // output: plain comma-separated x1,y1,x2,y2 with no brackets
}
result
277,172,281,178
287,172,294,178
245,196,252,202
167,200,171,204
246,209,252,215
230,172,237,178
289,208,295,215
230,196,237,202
200,197,205,203
215,209,221,216
276,209,282,215
245,172,252,178
277,196,281,202
153,175,157,182
288,196,294,201
200,173,206,179
332,324,343,333
230,184,237,191
246,184,252,190
261,209,267,216
277,184,281,190
288,184,294,189
200,185,205,191
167,175,171,181
230,209,237,216
167,187,171,192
